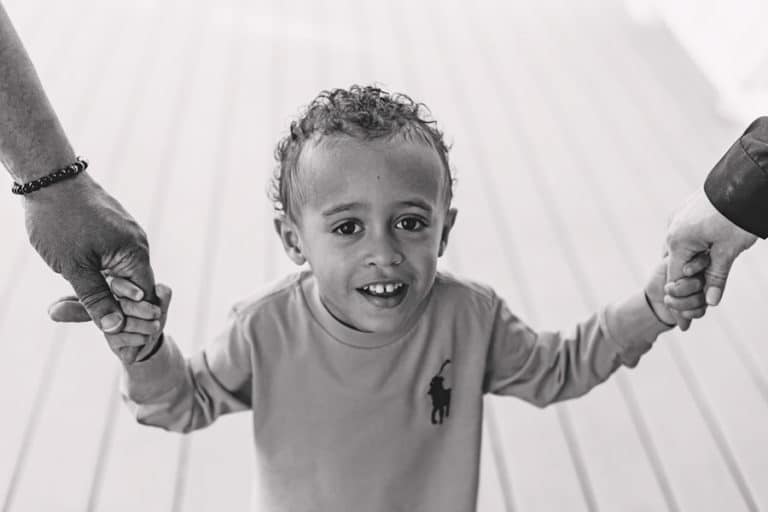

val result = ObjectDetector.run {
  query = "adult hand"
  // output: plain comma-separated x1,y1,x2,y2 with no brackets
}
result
0,3,155,363
666,189,757,326
24,171,156,363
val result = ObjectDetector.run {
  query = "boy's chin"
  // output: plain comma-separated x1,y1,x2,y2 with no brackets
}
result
322,302,403,334
356,318,405,335
348,308,410,334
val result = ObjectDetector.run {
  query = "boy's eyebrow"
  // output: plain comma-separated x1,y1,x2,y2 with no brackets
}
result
397,199,433,213
321,199,433,217
322,202,366,217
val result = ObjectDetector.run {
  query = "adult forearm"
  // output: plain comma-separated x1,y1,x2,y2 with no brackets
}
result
0,3,75,183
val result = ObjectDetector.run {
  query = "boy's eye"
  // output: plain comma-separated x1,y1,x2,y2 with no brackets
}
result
395,217,427,232
333,221,362,236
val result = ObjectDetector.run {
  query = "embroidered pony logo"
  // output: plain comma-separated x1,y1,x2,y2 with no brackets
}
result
427,359,452,425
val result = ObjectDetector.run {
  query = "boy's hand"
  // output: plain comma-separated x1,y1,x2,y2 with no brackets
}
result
645,252,710,328
103,278,172,364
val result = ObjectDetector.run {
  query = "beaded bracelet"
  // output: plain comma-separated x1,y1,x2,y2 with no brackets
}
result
11,157,88,195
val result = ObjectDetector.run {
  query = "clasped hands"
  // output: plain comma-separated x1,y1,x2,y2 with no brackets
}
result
663,190,758,330
651,188,758,330
38,180,756,363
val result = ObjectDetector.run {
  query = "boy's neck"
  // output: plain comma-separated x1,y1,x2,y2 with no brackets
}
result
318,296,372,333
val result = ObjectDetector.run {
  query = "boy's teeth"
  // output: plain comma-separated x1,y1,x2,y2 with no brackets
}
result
363,282,403,295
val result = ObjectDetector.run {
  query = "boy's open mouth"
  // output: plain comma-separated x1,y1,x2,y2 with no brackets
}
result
356,281,408,307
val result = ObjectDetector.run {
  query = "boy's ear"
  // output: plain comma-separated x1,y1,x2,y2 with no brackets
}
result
273,215,306,265
438,208,458,257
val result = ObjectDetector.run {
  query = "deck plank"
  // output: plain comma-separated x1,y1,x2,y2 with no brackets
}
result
488,5,748,511
88,5,218,511
474,3,759,510
0,4,166,511
553,6,768,509
178,5,270,511
479,2,764,510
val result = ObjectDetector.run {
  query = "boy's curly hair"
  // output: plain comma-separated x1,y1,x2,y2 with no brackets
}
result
269,85,453,220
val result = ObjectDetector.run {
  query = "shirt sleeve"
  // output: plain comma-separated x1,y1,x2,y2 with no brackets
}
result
483,292,671,407
704,116,768,239
120,309,253,433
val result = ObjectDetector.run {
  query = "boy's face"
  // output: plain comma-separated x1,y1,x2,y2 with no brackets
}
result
276,135,457,334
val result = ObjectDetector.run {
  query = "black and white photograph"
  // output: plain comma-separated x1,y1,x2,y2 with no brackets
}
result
1,0,767,510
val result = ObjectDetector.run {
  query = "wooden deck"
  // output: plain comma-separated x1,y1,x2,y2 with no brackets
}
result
1,0,767,510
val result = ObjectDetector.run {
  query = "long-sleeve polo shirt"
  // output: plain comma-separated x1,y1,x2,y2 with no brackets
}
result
122,270,670,512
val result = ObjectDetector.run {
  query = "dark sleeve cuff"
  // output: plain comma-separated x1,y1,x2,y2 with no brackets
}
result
704,117,768,239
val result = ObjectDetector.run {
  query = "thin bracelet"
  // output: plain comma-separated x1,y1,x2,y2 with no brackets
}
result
11,157,88,195
136,333,165,363
644,291,676,328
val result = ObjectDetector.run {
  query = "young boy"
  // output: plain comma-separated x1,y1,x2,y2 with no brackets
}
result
106,86,709,511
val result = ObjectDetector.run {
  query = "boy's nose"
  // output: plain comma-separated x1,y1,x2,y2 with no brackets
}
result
365,235,404,267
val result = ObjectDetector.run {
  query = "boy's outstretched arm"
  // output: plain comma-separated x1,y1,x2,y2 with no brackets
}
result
484,253,709,407
108,279,253,433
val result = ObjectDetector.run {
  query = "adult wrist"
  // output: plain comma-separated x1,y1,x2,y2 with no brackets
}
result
12,156,88,195
21,168,95,203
